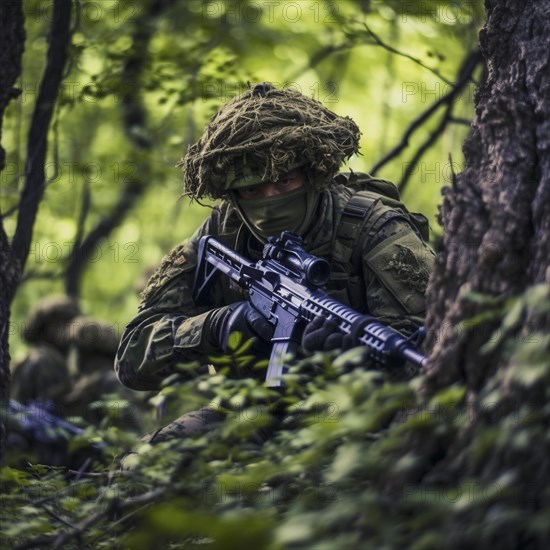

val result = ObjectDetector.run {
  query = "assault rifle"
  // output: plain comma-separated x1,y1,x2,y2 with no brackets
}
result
7,399,104,449
193,231,427,387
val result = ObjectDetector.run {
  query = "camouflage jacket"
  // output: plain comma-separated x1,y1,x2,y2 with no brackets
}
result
115,179,435,390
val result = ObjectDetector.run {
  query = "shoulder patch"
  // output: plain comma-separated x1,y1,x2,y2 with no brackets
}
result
383,243,431,294
366,229,434,315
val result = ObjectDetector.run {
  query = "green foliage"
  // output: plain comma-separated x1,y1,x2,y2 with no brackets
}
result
10,2,547,548
3,280,548,548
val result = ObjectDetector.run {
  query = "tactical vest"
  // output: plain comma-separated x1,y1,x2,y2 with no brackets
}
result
333,172,430,265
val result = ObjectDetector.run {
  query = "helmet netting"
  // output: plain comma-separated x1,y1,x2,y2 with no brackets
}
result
179,83,362,200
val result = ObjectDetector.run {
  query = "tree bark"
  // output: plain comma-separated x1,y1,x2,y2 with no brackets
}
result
426,0,550,391
419,1,550,545
0,0,26,461
10,0,73,294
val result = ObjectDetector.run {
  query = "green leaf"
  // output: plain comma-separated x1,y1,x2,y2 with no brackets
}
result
235,337,254,355
227,331,243,351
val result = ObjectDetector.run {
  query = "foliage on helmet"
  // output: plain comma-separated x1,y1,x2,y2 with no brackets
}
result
179,83,362,200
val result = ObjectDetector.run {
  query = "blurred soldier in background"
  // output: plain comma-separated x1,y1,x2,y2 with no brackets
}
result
62,314,144,430
11,295,79,410
8,295,146,466
9,295,82,466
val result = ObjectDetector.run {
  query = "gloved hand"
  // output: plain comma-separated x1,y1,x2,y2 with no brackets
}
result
206,301,274,355
301,315,349,352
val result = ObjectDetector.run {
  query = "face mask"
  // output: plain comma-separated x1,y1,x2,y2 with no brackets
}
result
235,186,320,242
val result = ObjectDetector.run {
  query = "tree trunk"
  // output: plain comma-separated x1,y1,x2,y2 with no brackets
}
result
0,0,72,460
0,0,25,461
426,0,550,390
420,1,550,545
10,0,72,288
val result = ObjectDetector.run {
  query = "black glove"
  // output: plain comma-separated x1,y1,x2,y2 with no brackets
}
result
301,314,377,353
301,315,350,352
206,301,274,355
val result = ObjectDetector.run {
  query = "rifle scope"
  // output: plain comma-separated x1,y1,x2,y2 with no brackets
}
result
264,231,331,288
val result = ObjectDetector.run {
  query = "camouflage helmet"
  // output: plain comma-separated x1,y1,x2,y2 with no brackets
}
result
23,295,81,349
67,316,119,354
179,83,362,200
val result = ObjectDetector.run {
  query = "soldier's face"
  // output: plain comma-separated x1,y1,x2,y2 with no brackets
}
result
236,169,305,200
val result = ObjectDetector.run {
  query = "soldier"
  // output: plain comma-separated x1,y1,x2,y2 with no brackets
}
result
62,316,144,430
9,295,80,466
115,83,435,444
11,295,144,431
11,295,80,410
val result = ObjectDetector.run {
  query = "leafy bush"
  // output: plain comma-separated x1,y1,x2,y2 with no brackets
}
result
2,285,549,549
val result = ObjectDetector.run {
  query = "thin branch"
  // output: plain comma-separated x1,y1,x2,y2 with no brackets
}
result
288,43,356,82
1,15,66,222
362,23,454,86
67,469,122,478
378,18,399,157
3,104,66,220
398,102,454,193
449,116,473,127
290,20,455,88
14,486,166,550
9,0,73,302
370,50,482,176
1,177,59,220
41,505,80,531
86,501,154,545
64,0,178,297
73,178,91,261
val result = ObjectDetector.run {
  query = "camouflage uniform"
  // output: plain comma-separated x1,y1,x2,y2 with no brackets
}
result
63,316,144,430
11,295,80,410
11,296,144,430
9,296,79,466
10,344,71,408
115,176,435,393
